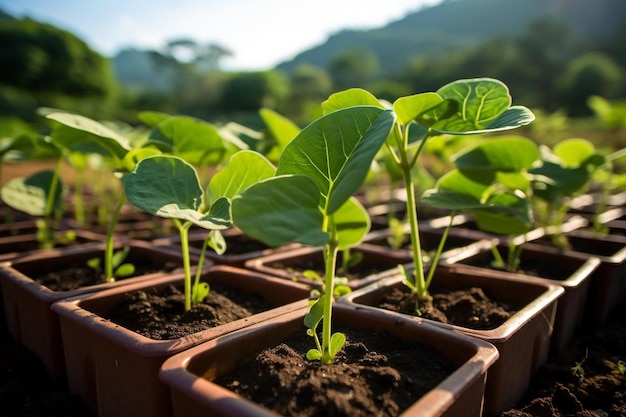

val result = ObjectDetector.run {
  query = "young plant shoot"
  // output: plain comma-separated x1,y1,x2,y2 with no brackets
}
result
122,150,276,311
232,105,394,364
322,78,535,314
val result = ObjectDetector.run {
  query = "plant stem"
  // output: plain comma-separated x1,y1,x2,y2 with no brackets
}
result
175,220,193,312
39,156,64,249
321,216,339,365
424,211,455,290
104,192,126,281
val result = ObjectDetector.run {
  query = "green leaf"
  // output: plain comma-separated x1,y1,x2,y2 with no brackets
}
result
393,92,444,126
431,78,535,134
46,112,130,161
146,116,227,165
453,136,539,184
192,282,210,305
114,263,136,278
334,197,370,250
87,257,101,270
232,175,329,247
303,296,326,330
306,349,322,361
277,107,394,214
1,170,64,216
321,88,384,114
137,111,171,128
330,332,346,357
207,230,227,255
123,155,227,229
259,108,300,160
474,192,532,235
207,150,275,205
530,161,591,202
553,138,596,167
111,246,130,269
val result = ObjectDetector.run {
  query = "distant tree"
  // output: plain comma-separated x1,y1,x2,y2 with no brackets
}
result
164,38,232,71
0,17,115,98
558,52,625,116
329,48,380,90
283,64,332,123
219,70,289,113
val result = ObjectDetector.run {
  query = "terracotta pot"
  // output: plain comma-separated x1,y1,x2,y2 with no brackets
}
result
360,226,497,264
159,303,499,417
339,264,564,416
51,265,311,417
0,239,195,380
153,227,299,267
0,229,107,262
442,241,601,353
244,244,410,291
532,228,626,324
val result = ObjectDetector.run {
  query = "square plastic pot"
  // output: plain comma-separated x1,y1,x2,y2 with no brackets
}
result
443,240,601,353
51,265,311,417
159,303,499,417
339,264,564,416
0,239,196,380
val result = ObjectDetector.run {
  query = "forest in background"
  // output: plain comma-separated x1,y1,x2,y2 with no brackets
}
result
0,0,625,149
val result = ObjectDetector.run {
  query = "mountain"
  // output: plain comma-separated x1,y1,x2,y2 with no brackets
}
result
275,0,626,75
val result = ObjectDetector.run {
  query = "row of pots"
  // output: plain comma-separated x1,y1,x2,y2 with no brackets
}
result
0,194,624,417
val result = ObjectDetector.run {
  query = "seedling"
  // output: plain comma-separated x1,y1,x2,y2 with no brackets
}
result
123,150,276,311
322,78,535,314
571,348,588,383
232,105,394,364
87,246,135,279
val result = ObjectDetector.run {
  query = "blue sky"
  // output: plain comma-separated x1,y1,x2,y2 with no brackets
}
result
0,0,444,70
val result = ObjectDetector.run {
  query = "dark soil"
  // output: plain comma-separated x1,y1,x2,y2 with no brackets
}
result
106,283,274,339
30,260,181,291
1,267,624,416
377,285,517,329
215,326,456,417
499,301,626,417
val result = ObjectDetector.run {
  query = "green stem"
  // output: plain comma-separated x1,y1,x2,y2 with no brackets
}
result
321,216,339,365
39,156,64,249
104,192,126,282
192,233,211,300
175,219,193,312
424,211,456,290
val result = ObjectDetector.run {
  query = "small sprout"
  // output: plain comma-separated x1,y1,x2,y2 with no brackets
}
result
571,348,588,383
87,246,136,279
613,360,625,376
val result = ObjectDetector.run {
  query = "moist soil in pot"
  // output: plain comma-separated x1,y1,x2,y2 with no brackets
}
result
500,301,626,417
377,285,517,329
106,283,275,339
30,260,181,292
2,283,623,416
214,326,456,417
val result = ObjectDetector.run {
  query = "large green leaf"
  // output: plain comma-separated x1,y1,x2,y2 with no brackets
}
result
453,136,539,184
231,175,329,247
277,106,394,215
259,108,300,161
46,112,131,161
146,116,227,166
553,138,597,167
530,161,591,202
1,170,64,216
474,192,532,235
122,155,230,229
207,150,276,205
431,78,535,134
321,88,384,114
333,197,370,250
